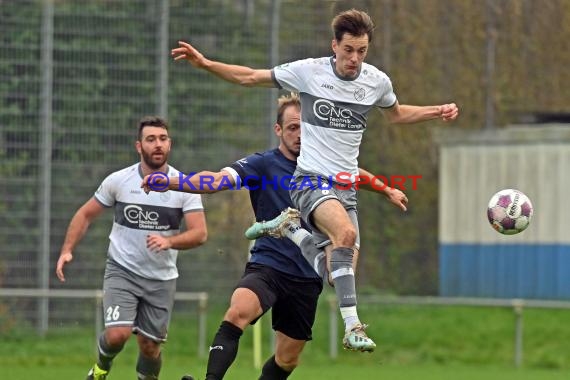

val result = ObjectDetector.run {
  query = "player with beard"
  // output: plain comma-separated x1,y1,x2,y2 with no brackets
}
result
56,116,208,380
171,8,458,352
142,94,407,380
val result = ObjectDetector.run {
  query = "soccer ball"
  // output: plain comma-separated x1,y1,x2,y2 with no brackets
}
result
487,189,533,235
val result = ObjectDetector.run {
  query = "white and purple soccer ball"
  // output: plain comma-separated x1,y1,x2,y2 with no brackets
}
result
487,189,533,235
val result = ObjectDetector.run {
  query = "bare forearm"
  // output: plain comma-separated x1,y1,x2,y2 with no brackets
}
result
357,168,389,194
60,213,90,254
172,40,274,88
168,175,214,194
168,229,207,250
385,102,458,124
357,167,408,211
168,171,235,194
389,104,442,124
202,60,273,87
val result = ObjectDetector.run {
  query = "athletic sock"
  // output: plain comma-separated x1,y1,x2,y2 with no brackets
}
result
136,351,161,380
283,221,310,247
340,306,360,332
205,321,243,380
283,222,326,278
330,247,361,331
258,355,292,379
96,333,124,371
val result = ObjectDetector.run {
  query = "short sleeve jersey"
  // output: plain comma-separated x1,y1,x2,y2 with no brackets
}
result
94,163,204,280
272,56,397,180
223,149,319,279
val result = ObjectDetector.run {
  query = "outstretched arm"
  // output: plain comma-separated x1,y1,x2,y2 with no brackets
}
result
142,169,237,194
172,40,275,88
357,168,408,212
383,101,459,124
56,198,106,282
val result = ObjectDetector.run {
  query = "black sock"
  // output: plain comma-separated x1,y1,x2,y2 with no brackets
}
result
136,351,161,379
259,355,291,380
205,321,243,380
97,333,124,371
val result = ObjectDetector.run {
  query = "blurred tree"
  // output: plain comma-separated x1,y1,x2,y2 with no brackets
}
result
0,0,568,299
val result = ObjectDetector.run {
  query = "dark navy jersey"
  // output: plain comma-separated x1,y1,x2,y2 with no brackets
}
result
228,148,319,279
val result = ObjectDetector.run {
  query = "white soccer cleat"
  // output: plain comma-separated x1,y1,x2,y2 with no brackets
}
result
342,323,376,352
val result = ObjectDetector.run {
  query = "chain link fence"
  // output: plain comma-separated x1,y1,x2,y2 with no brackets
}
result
1,0,568,332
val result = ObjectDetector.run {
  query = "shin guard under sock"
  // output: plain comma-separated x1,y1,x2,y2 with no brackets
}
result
205,321,243,380
97,333,124,371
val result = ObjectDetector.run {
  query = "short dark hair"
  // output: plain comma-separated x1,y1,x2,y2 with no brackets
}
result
137,116,168,141
331,9,375,43
276,93,301,126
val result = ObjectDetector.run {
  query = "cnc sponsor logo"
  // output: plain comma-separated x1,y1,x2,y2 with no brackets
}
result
123,204,170,230
313,99,351,120
312,99,363,130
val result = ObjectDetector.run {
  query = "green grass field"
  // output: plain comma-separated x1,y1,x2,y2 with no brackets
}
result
3,293,570,379
4,361,570,380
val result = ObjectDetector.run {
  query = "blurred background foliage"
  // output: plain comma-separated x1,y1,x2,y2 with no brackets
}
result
0,0,568,314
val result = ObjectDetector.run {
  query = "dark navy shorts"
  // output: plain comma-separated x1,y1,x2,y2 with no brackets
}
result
237,262,323,341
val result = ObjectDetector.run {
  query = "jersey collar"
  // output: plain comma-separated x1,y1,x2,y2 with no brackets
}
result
330,55,360,81
137,163,171,179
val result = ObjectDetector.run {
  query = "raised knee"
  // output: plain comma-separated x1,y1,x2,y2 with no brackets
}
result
335,227,356,247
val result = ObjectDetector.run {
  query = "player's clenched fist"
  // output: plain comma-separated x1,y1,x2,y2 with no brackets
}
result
440,103,459,122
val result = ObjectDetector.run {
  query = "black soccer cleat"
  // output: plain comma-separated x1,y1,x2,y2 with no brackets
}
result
180,375,195,380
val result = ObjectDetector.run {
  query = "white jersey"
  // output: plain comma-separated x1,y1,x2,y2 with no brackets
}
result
272,57,397,180
94,163,203,280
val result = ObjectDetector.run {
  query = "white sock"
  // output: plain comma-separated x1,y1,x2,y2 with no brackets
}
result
340,306,360,332
283,222,311,246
